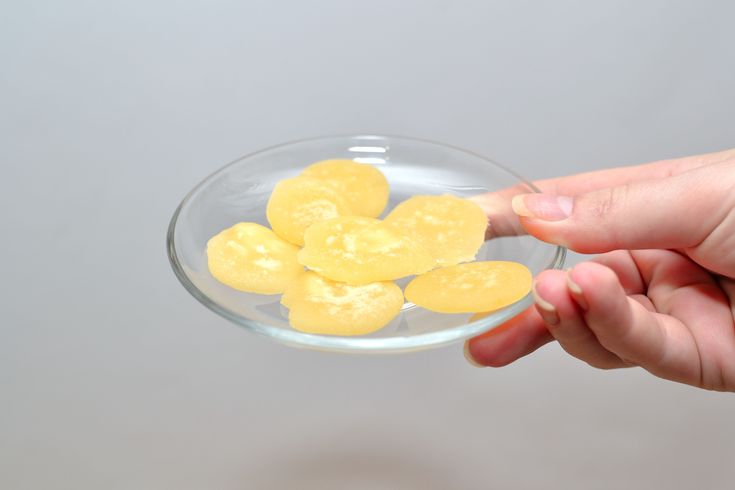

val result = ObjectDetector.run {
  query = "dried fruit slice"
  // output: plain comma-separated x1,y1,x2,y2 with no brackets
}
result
384,194,487,267
301,159,390,217
282,271,403,335
266,176,352,246
298,216,434,285
206,222,302,294
404,261,532,313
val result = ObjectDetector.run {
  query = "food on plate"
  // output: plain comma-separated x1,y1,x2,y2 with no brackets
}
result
207,158,529,336
207,222,302,294
301,159,390,218
404,261,532,313
281,271,403,335
297,216,434,285
266,176,352,246
385,194,487,267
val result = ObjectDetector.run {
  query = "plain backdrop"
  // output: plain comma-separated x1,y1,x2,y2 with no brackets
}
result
2,1,734,489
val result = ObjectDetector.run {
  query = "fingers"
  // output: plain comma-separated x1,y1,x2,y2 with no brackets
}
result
465,252,733,389
465,257,692,378
589,250,646,294
631,249,735,389
472,260,701,384
464,268,628,370
464,252,639,369
464,261,640,372
567,262,703,386
532,269,626,369
465,307,553,367
511,163,735,253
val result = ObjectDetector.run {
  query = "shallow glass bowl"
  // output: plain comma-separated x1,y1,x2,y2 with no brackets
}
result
167,135,565,353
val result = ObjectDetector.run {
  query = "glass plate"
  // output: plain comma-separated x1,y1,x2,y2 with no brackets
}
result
167,135,565,353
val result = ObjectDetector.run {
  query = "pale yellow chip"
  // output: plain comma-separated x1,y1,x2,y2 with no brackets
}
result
301,159,389,217
404,261,532,313
298,216,434,285
206,222,303,294
266,176,352,246
384,194,488,267
282,271,403,336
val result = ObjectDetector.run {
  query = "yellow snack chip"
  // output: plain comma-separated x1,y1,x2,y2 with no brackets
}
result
404,261,532,313
384,194,488,267
301,159,390,217
266,176,352,246
298,216,434,285
206,222,303,294
281,271,403,335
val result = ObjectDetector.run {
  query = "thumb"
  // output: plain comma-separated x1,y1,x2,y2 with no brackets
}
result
511,166,731,254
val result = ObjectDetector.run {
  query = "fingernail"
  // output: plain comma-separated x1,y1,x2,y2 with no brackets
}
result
463,341,486,368
566,270,589,311
512,194,573,221
532,280,560,325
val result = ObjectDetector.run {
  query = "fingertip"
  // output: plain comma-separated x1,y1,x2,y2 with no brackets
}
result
565,269,589,311
465,338,517,368
567,262,622,307
463,340,486,368
532,269,571,326
510,194,529,217
466,307,553,367
567,262,631,334
466,338,513,368
532,278,560,326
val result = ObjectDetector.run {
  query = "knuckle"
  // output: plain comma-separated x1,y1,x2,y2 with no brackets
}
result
588,185,628,220
572,185,631,251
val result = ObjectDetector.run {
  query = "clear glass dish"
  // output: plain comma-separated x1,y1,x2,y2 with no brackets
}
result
167,135,565,353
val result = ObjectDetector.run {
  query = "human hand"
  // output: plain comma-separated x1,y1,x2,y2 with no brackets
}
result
465,149,735,391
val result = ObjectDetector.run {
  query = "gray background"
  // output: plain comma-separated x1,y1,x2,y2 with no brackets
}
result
2,1,734,489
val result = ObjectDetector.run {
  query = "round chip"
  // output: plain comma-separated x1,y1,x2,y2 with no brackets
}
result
298,216,434,285
301,159,389,217
266,176,352,246
404,261,532,313
207,222,303,294
282,271,403,336
385,194,488,267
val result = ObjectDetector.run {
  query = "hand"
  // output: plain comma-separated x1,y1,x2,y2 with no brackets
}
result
465,148,735,391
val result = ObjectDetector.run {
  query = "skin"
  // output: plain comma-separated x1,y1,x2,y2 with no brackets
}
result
465,148,735,392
